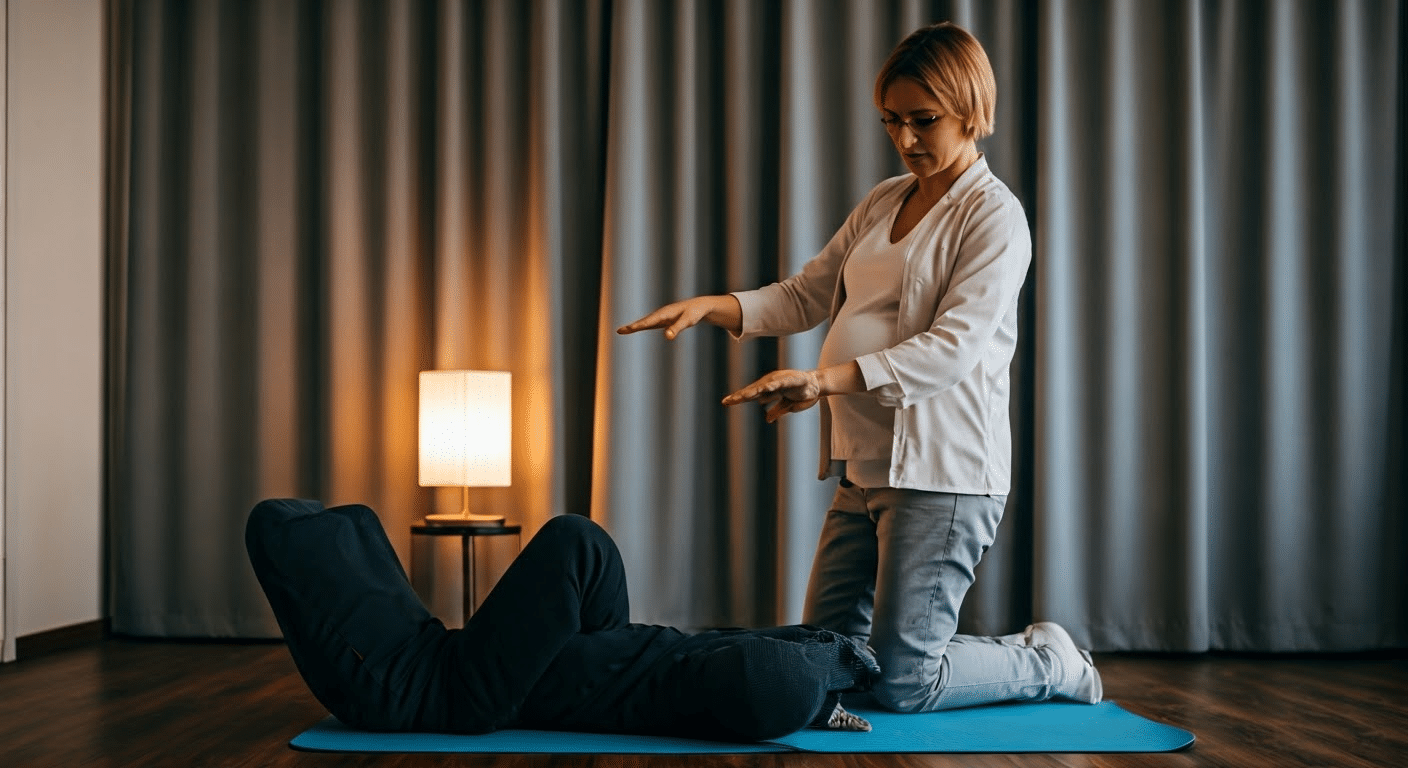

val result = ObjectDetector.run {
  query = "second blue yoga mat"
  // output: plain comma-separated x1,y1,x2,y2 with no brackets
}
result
290,700,1194,754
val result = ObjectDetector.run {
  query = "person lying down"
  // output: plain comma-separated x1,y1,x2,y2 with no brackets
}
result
245,499,880,741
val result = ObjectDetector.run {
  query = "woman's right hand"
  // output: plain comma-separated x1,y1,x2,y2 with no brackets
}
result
616,295,742,339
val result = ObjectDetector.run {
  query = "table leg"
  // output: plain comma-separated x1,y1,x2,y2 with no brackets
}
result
461,534,473,626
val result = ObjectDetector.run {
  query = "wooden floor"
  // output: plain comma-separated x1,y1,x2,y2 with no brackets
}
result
1,639,1405,767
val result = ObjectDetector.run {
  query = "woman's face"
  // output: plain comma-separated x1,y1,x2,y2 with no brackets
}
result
880,77,972,181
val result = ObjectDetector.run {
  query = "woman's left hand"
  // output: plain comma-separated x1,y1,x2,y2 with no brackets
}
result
722,369,823,422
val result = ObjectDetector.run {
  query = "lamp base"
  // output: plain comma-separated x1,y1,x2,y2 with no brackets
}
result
424,512,506,527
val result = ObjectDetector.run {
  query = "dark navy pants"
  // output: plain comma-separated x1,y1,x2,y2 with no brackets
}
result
246,499,833,740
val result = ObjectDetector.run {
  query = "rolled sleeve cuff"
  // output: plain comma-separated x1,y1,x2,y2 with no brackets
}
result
729,289,768,340
855,352,904,406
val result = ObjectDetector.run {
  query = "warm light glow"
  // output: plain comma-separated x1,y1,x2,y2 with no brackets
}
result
419,370,512,488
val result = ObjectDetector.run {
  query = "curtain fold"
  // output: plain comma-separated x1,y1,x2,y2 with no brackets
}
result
108,0,610,637
108,0,1405,650
593,0,789,627
1034,0,1404,650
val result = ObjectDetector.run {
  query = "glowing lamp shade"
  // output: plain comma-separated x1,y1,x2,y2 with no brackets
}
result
419,370,511,524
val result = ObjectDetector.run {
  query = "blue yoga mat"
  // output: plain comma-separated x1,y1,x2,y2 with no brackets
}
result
290,700,1194,754
773,700,1194,753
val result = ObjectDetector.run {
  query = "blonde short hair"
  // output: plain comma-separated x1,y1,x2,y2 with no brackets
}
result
874,22,997,140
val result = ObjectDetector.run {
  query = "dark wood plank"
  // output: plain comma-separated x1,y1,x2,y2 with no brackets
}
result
0,639,1404,767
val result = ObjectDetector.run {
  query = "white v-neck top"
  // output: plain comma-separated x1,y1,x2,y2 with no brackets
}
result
816,213,907,486
732,156,1031,494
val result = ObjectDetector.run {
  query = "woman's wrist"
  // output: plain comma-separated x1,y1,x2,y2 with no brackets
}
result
706,294,743,335
814,361,865,396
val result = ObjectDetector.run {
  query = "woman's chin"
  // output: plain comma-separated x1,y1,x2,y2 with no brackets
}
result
902,158,935,177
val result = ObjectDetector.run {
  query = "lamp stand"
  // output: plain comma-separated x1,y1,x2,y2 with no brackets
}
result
425,486,505,527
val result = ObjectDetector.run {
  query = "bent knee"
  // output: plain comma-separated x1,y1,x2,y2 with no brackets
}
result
871,671,937,713
537,514,618,558
246,498,324,546
538,512,603,543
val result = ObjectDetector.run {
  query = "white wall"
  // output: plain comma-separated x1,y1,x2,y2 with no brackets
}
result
3,0,105,656
0,0,8,661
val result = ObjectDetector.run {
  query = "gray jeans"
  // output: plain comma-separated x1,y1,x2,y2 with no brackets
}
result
802,485,1063,712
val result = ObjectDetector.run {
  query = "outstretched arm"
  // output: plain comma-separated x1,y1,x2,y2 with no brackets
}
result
616,294,742,340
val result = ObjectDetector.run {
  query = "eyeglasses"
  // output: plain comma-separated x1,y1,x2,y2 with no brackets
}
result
880,114,943,134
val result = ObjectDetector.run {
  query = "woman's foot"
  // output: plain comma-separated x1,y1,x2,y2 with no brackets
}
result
1024,622,1103,704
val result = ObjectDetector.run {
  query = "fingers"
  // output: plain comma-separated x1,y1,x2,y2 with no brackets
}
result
722,370,822,423
764,401,787,422
722,370,819,406
720,385,755,407
616,307,675,335
723,376,779,406
616,301,702,339
664,315,697,340
764,396,819,423
721,374,785,406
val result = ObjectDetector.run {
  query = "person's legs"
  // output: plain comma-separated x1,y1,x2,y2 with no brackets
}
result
436,513,633,732
868,489,1066,712
245,499,447,730
522,627,874,741
248,502,635,734
802,484,878,643
640,633,832,741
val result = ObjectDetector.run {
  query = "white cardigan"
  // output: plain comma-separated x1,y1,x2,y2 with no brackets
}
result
732,156,1031,494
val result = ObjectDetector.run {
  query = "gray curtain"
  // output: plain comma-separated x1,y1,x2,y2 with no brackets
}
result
107,0,611,637
1030,0,1406,651
107,0,1405,651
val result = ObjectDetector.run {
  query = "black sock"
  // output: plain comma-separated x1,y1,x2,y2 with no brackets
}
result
801,630,879,692
808,691,842,727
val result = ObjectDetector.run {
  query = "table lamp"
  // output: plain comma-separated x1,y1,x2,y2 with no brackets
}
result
419,370,511,525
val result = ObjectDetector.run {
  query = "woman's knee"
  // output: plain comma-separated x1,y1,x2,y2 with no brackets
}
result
870,668,936,713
